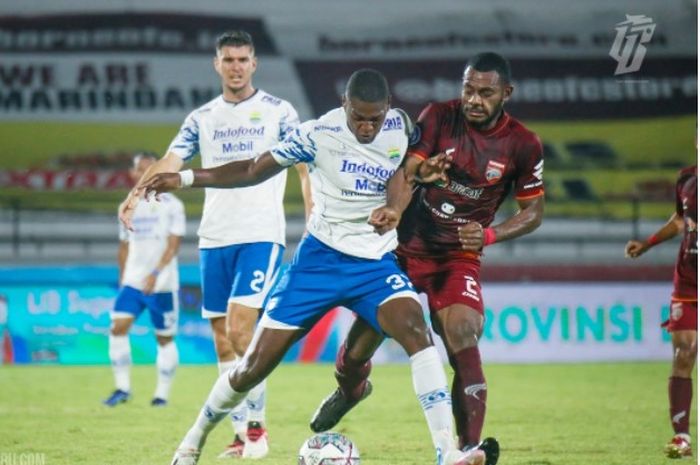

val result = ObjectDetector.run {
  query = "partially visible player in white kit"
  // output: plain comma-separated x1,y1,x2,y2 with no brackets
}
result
118,31,311,459
104,152,185,408
142,69,487,465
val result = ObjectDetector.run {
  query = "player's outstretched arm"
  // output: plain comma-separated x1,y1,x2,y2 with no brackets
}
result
141,152,286,195
625,212,683,258
119,152,184,230
294,163,313,221
369,153,452,235
459,195,544,251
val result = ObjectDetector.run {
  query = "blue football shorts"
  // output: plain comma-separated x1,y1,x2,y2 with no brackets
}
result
260,234,419,334
199,242,284,318
112,285,179,336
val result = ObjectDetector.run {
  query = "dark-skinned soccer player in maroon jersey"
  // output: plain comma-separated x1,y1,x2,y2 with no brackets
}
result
625,165,697,459
309,52,545,465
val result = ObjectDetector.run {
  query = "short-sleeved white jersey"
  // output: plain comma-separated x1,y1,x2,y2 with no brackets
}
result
119,193,186,293
270,107,411,260
168,90,299,248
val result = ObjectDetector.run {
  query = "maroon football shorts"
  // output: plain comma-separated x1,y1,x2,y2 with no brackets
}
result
663,300,698,332
398,254,483,314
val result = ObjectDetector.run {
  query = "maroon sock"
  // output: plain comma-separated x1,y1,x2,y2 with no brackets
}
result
335,344,371,401
452,346,487,448
669,376,693,434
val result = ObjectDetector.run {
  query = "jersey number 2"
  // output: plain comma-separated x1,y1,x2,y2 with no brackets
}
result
250,270,266,293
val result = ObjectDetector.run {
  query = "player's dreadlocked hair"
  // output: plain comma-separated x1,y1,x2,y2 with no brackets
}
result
216,30,255,54
345,69,390,103
465,52,512,84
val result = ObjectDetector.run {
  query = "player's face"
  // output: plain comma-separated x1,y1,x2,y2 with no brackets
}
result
130,157,156,183
214,45,257,94
461,67,512,130
343,97,389,144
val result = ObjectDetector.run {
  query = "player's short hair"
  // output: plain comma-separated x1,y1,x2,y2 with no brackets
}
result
345,69,390,103
132,151,158,167
216,30,255,54
465,52,512,84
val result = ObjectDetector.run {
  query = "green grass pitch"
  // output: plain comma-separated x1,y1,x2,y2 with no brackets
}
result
0,362,695,464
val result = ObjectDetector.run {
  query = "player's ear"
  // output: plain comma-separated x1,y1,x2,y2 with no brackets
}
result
502,84,513,103
251,55,258,73
213,56,220,74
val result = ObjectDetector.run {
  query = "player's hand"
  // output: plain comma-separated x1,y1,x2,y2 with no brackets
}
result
368,206,401,235
119,189,142,231
624,240,649,258
417,152,452,185
142,273,157,294
458,221,485,251
140,173,182,197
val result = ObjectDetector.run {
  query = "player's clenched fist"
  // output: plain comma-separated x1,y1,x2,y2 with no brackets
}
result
141,173,183,196
624,240,649,258
368,206,401,235
458,222,486,251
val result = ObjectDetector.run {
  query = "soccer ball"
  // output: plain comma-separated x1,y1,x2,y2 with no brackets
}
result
298,432,360,465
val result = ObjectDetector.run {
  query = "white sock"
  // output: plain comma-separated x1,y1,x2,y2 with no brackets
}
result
410,347,455,459
154,341,178,400
220,359,247,436
109,334,131,392
180,370,248,450
246,378,266,424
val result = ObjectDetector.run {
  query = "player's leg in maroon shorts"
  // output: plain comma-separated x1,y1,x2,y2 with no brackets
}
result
419,256,487,450
664,301,697,458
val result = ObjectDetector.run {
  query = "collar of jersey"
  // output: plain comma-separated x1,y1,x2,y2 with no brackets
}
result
469,110,510,137
221,88,259,106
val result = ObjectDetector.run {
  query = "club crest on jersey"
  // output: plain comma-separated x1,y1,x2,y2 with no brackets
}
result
485,160,506,183
387,147,401,159
249,111,262,124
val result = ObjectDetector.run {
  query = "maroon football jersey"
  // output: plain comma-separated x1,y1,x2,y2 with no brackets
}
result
398,100,544,257
673,165,697,301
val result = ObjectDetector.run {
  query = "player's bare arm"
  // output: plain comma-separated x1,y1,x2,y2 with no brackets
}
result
141,152,285,195
117,240,128,285
119,152,184,230
369,153,452,235
625,212,684,258
294,163,313,221
142,234,182,294
459,194,544,251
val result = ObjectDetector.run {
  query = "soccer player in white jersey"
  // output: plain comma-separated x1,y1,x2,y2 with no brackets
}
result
141,69,487,465
118,31,311,459
104,152,185,408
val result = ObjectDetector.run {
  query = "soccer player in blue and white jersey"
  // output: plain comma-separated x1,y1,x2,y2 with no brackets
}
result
119,31,311,459
142,69,486,465
104,152,185,408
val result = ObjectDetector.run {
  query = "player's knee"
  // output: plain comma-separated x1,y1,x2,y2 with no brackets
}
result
396,312,433,349
156,335,173,346
674,343,697,372
227,326,253,354
110,320,130,336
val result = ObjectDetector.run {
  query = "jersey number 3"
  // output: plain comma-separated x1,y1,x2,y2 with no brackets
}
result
386,274,413,290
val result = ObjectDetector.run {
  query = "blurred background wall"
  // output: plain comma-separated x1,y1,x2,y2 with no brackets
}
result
0,0,696,364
